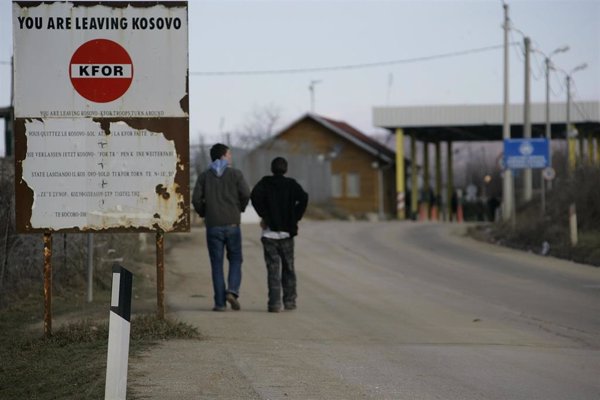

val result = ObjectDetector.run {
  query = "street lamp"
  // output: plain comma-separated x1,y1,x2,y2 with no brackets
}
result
538,45,569,212
526,44,569,216
565,63,588,173
544,46,569,159
544,46,569,140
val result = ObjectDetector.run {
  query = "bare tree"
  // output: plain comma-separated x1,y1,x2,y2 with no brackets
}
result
234,104,282,149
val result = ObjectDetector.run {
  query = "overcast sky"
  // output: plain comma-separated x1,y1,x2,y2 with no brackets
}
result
1,0,599,153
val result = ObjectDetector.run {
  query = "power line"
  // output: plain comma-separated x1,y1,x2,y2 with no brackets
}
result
190,43,516,76
571,82,593,121
0,43,519,75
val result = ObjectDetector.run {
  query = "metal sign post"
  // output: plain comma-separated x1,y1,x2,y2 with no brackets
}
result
43,233,52,337
156,230,165,320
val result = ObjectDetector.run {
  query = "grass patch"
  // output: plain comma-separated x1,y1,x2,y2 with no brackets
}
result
0,206,201,399
0,251,200,400
0,299,200,400
130,314,200,343
468,167,600,267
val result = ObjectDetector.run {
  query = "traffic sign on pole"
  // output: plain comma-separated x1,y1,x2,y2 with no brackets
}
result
542,167,556,181
503,138,549,170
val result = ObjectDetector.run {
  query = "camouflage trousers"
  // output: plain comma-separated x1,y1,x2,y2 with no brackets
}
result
261,237,296,309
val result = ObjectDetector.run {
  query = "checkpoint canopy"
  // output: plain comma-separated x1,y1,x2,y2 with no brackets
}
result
373,102,600,142
13,1,189,233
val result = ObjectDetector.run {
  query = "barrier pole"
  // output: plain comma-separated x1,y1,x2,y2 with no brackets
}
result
569,204,578,246
587,134,594,165
395,129,405,220
423,141,430,219
410,132,418,219
105,264,133,400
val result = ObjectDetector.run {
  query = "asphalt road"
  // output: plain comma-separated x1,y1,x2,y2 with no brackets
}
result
130,221,600,400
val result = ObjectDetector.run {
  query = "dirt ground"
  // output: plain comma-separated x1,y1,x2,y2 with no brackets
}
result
129,221,600,400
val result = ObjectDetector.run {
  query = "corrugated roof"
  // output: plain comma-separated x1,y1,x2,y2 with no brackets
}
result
272,113,395,164
312,114,395,162
372,102,600,142
373,101,600,128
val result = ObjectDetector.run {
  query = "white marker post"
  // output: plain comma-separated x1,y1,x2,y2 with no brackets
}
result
569,204,578,246
105,264,133,400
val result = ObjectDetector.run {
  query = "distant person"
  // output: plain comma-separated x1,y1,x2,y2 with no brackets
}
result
192,143,250,312
487,196,500,222
451,190,458,221
251,157,309,313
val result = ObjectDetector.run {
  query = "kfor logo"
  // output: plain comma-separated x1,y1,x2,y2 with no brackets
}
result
70,39,134,103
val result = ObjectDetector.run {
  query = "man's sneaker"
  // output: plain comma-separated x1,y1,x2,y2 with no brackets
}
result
212,306,226,312
226,293,241,311
268,306,281,313
284,304,297,311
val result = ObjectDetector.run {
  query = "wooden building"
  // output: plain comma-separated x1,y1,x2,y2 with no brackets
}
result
260,113,397,218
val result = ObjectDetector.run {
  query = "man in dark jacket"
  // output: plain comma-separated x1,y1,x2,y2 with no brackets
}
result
192,143,250,312
251,157,308,312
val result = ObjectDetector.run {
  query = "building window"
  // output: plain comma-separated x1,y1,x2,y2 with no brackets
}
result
331,174,342,198
346,173,360,198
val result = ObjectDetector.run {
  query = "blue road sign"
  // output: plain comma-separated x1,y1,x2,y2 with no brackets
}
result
503,138,549,170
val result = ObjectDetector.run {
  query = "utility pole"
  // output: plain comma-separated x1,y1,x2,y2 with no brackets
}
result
566,75,574,173
309,80,321,113
541,53,548,214
523,37,532,202
543,55,551,198
502,3,514,224
541,45,569,210
566,63,588,174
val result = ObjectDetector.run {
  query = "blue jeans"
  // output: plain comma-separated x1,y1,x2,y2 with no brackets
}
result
206,225,243,308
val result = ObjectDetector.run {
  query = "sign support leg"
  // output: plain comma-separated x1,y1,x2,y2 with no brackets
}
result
156,230,165,320
43,232,52,337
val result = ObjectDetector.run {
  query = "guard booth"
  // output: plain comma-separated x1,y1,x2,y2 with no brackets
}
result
372,102,600,221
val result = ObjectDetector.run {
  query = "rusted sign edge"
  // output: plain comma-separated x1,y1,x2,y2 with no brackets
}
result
14,2,189,10
14,117,190,233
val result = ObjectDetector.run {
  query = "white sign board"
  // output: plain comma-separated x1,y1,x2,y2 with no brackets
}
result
13,1,189,233
23,119,180,231
13,1,188,118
